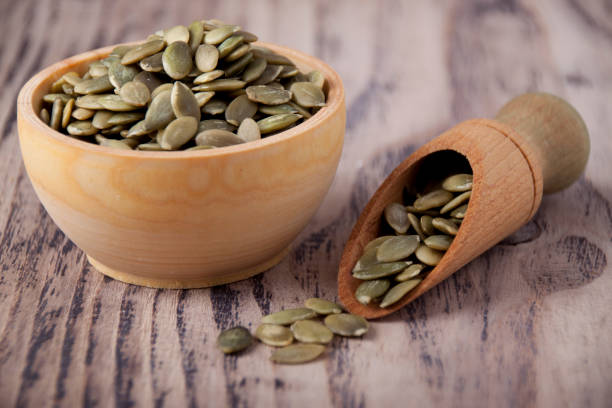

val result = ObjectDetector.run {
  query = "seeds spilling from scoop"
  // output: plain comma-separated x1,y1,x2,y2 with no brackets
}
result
352,172,473,308
40,18,327,151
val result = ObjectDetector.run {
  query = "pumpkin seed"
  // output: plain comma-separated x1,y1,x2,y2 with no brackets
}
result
252,64,283,85
395,264,425,282
159,116,198,150
217,326,252,354
95,135,132,150
73,75,113,94
413,189,453,211
202,99,227,115
258,104,298,115
92,110,114,129
139,52,163,72
192,92,214,108
246,85,291,105
107,112,144,126
108,61,139,89
144,90,175,130
379,279,422,308
304,298,343,315
432,217,459,235
194,44,219,73
192,79,246,92
61,98,75,128
237,117,261,142
384,202,408,234
363,236,395,252
352,261,411,280
188,20,204,52
195,129,244,147
242,57,267,82
415,244,444,266
137,142,164,151
61,72,83,86
355,280,390,305
98,94,139,112
225,95,257,125
205,25,238,45
198,119,236,132
133,71,162,93
257,113,301,134
440,191,471,214
450,204,468,219
424,235,453,251
270,344,325,364
171,81,200,120
109,45,132,58
376,235,420,262
162,41,193,80
72,108,94,120
67,120,97,136
261,308,317,325
151,83,173,100
164,25,190,44
420,215,435,235
407,212,426,241
50,98,64,130
119,81,150,106
252,47,294,65
308,70,325,88
185,145,214,151
235,30,257,43
442,173,473,192
352,245,381,273
288,101,313,119
121,40,165,65
324,314,368,337
279,65,299,79
225,43,250,62
101,125,126,135
290,82,326,108
75,94,104,109
217,35,243,58
255,324,293,347
39,108,50,124
193,69,224,84
223,52,254,77
290,320,333,344
126,120,150,138
43,93,74,104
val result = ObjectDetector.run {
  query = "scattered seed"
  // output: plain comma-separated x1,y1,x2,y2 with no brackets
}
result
270,344,325,364
304,298,343,315
217,326,252,354
324,314,368,337
290,320,333,344
261,308,317,325
255,324,293,347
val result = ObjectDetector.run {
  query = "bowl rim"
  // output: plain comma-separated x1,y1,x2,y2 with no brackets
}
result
17,41,345,159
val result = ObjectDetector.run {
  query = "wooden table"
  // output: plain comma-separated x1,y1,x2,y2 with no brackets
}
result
1,1,610,407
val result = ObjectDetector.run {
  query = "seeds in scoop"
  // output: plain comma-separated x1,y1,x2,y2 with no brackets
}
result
450,204,468,219
407,212,426,241
395,264,425,282
413,189,454,211
139,52,163,72
255,324,293,347
144,90,175,130
290,320,333,344
424,235,453,251
225,95,257,125
242,57,267,82
415,244,444,266
432,217,459,235
442,173,473,192
217,326,252,354
384,202,408,234
164,25,189,44
270,344,325,364
355,280,391,305
246,85,292,105
237,118,261,142
159,116,198,150
195,129,244,147
440,191,471,214
376,235,420,262
162,41,193,80
205,25,238,45
61,98,75,128
202,99,227,115
192,79,246,92
379,279,422,308
73,75,113,94
352,261,411,280
324,314,368,337
218,35,243,58
194,44,219,73
121,39,166,65
290,82,326,108
261,308,317,325
194,69,224,84
352,246,380,273
257,113,301,134
92,110,114,129
420,215,435,235
67,121,97,136
171,81,200,120
119,81,150,106
304,298,343,315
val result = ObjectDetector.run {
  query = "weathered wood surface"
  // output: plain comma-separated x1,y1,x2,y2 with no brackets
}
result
1,1,610,407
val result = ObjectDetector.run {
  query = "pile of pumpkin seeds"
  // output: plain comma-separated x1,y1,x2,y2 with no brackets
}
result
217,298,369,364
39,19,326,151
352,173,473,308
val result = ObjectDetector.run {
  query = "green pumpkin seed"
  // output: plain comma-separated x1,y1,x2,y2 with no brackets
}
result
205,25,238,45
39,108,50,124
352,261,411,280
139,52,163,72
235,30,257,42
95,135,132,150
202,99,227,115
108,60,139,89
192,79,246,92
252,47,294,65
75,94,104,109
424,235,453,251
379,279,422,308
61,72,83,86
107,112,145,126
92,110,114,129
420,215,435,235
188,20,204,52
162,41,193,80
98,94,139,112
432,217,459,235
290,82,326,108
258,104,298,115
121,40,165,65
261,308,317,325
257,113,301,134
73,75,113,94
242,57,267,82
159,116,198,150
225,95,257,125
246,85,291,105
185,145,215,151
237,117,261,142
290,320,333,344
109,45,133,58
193,69,224,84
223,52,254,77
133,71,163,93
404,206,440,216
62,84,75,95
384,202,408,234
126,120,151,138
288,101,312,119
225,43,250,62
413,189,454,211
137,142,164,151
151,83,173,100
442,173,473,192
164,25,190,44
50,98,64,130
324,314,368,337
43,93,74,104
407,212,426,240
72,108,94,120
144,90,175,130
252,64,283,85
194,44,219,73
355,280,391,305
395,264,425,282
270,344,325,364
217,326,252,354
255,324,293,347
352,246,380,273
218,35,243,58
440,191,471,214
119,81,150,106
88,61,108,78
304,298,343,315
195,129,244,147
194,91,215,107
171,81,200,120
101,125,126,135
198,119,236,132
61,98,75,128
308,70,325,88
450,204,468,219
67,120,97,136
415,244,444,266
376,235,420,262
362,236,394,252
279,65,299,79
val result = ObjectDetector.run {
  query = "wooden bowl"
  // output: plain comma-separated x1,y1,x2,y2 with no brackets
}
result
17,42,345,288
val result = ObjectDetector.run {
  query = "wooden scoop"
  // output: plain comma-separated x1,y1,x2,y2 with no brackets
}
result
338,93,590,319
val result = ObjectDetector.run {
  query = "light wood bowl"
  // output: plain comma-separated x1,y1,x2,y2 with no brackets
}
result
17,42,345,288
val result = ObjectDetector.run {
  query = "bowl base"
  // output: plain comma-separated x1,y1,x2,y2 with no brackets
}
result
86,247,290,289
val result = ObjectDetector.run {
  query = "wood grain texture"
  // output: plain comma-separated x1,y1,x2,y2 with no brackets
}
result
1,0,611,407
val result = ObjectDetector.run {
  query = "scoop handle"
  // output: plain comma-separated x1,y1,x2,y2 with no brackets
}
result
494,93,590,194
